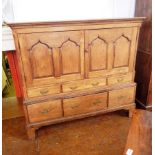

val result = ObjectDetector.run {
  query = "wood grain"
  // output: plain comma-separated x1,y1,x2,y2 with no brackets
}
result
62,77,106,92
27,100,62,123
8,18,143,139
109,86,136,108
135,0,152,108
63,92,107,116
124,109,152,155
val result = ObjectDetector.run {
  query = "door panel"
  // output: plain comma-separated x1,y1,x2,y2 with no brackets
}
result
60,39,80,75
113,35,130,68
89,37,107,71
18,31,84,87
30,41,54,78
85,27,137,78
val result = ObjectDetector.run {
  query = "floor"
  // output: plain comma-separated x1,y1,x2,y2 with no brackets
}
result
2,97,24,120
3,78,16,98
3,106,131,155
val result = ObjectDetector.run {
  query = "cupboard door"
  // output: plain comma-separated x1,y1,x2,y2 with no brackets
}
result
85,27,138,78
18,31,84,87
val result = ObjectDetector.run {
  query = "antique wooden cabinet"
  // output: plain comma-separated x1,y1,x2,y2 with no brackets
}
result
8,18,144,139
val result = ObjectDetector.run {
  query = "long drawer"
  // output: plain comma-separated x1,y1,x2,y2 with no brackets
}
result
63,78,106,92
27,100,62,123
27,84,60,98
108,86,136,108
63,92,108,116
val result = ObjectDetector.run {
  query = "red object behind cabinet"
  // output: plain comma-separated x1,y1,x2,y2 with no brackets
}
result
6,51,23,98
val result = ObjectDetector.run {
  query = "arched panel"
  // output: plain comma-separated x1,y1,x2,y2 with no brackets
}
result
30,41,54,78
89,37,107,71
113,35,131,68
60,39,80,75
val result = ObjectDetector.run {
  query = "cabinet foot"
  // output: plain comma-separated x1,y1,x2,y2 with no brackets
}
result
27,127,36,140
128,108,135,118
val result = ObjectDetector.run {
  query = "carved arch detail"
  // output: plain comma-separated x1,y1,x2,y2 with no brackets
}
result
89,36,108,71
59,38,80,75
29,40,52,51
113,34,131,68
28,40,54,78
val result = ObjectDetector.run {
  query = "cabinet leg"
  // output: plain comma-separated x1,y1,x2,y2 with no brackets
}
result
128,108,135,118
27,127,36,140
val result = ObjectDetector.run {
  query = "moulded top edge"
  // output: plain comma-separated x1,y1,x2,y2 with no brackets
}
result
6,17,146,29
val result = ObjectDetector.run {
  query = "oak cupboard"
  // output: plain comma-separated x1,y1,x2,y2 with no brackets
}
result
8,18,144,139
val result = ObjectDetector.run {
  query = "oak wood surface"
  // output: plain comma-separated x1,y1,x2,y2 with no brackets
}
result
135,0,152,108
63,92,107,116
8,18,143,139
109,86,136,108
27,84,60,98
24,83,136,105
27,100,62,123
124,109,152,155
62,77,106,92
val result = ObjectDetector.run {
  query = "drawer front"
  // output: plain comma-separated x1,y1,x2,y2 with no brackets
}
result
108,73,133,85
63,78,106,92
27,100,62,123
108,86,135,108
63,93,107,116
27,84,60,98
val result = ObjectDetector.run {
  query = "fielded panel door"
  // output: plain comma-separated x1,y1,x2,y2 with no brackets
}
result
85,27,139,78
18,31,84,87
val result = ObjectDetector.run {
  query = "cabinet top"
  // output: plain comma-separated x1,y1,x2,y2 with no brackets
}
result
7,17,145,29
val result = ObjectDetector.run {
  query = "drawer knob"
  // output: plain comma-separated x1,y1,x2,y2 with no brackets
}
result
91,82,99,86
40,89,49,95
117,78,123,82
70,86,78,90
93,100,102,105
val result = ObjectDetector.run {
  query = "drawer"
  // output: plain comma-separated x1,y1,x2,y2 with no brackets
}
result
63,78,106,92
27,100,62,123
108,73,133,85
27,84,60,98
108,86,135,108
63,93,107,116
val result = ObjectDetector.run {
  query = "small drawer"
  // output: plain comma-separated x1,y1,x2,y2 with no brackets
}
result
63,78,106,93
27,100,62,123
108,73,133,85
108,86,135,108
27,84,60,98
63,93,107,116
